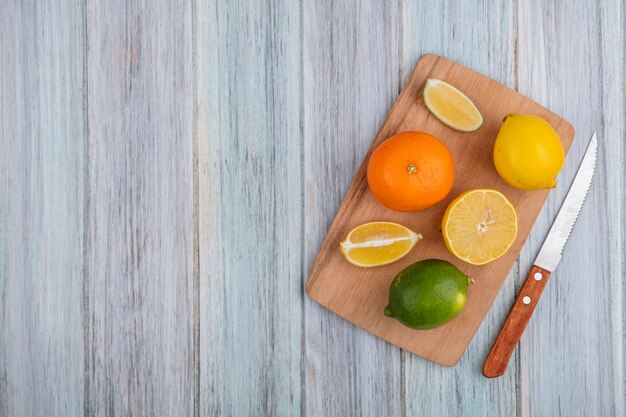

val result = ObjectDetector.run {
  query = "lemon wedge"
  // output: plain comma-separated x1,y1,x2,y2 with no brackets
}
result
340,222,422,267
442,189,517,265
423,78,483,132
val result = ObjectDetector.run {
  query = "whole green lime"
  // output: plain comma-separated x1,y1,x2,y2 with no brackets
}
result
384,259,472,330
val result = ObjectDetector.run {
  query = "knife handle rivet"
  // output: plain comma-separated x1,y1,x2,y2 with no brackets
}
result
523,296,531,305
534,272,543,281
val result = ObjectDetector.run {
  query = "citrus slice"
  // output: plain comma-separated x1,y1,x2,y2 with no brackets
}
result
442,189,517,265
340,222,422,267
423,78,483,132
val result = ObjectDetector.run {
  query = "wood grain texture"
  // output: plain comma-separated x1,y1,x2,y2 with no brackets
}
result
0,1,623,416
0,1,85,416
302,2,403,416
400,2,521,416
483,266,551,378
306,54,574,365
517,1,624,416
197,1,303,416
86,1,194,416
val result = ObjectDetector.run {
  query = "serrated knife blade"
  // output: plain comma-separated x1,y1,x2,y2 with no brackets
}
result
484,132,597,378
534,132,597,271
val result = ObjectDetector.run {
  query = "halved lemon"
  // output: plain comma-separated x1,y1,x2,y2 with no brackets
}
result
423,79,483,132
442,189,517,265
340,222,422,267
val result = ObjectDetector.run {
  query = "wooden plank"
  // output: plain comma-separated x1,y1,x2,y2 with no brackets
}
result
85,1,194,415
302,2,403,416
196,1,302,415
0,1,85,416
517,1,624,416
400,1,520,415
306,54,574,365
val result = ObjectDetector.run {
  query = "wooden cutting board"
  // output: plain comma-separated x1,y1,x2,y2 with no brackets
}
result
305,54,575,366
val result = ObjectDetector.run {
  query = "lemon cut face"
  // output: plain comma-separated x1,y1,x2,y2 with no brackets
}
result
423,79,483,132
340,222,422,267
442,189,518,265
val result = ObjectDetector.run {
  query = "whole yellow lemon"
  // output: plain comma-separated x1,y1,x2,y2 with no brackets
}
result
493,114,564,190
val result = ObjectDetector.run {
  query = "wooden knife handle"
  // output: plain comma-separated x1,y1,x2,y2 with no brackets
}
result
483,265,551,378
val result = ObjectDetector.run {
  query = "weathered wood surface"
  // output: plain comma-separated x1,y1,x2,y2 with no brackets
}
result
301,2,403,417
516,1,624,416
197,1,303,416
0,1,85,417
0,1,623,416
85,1,194,416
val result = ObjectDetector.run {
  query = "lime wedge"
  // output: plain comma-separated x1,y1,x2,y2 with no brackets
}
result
423,79,483,132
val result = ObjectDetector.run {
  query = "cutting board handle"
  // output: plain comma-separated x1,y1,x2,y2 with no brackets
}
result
483,265,551,378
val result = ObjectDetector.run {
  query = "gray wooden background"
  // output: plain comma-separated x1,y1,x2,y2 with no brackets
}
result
1,1,624,416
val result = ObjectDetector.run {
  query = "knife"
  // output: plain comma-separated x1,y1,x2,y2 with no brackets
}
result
483,132,597,378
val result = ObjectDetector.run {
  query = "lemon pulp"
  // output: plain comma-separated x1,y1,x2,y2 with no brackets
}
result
442,189,518,265
340,222,421,267
423,78,483,132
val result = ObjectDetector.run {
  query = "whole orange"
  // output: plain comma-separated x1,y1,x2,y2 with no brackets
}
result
367,131,454,211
